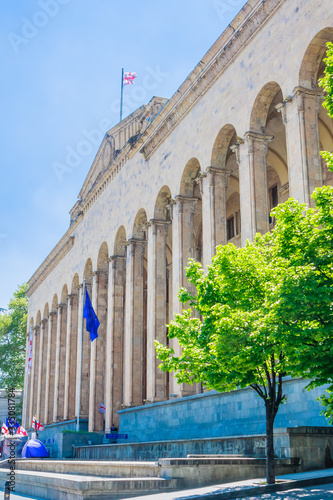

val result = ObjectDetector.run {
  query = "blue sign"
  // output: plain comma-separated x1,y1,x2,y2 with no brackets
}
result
105,433,128,440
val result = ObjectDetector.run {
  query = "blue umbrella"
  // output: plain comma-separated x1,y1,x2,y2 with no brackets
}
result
22,438,49,458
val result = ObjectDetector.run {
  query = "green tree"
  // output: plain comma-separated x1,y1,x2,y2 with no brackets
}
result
155,242,292,485
155,186,333,485
0,283,28,389
267,186,333,420
319,42,333,172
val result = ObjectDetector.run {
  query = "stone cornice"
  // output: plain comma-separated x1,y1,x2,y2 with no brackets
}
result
139,0,286,160
27,234,76,297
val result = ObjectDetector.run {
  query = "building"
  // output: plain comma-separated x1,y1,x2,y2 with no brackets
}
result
24,0,333,437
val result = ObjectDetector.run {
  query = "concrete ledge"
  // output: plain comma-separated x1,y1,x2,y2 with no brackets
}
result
0,468,182,500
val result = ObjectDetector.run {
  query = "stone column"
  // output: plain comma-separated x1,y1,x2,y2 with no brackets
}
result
63,294,72,421
36,321,44,420
146,219,170,403
22,331,30,428
53,304,63,422
28,328,37,428
89,272,98,431
32,325,40,423
123,238,146,407
170,196,198,397
75,284,83,418
231,132,272,245
276,87,322,205
36,319,46,421
199,167,231,268
95,271,108,431
105,255,126,431
68,292,78,420
44,312,55,423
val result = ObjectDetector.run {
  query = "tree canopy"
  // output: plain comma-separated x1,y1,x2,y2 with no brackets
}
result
319,42,333,172
155,236,292,484
0,283,28,389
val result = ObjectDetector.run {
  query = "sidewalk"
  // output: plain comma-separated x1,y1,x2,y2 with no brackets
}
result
1,468,333,500
129,468,333,500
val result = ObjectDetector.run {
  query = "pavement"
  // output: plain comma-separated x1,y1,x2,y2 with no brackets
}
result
129,469,333,500
1,468,333,500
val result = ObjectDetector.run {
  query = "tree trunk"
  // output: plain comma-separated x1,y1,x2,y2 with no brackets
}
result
265,405,275,484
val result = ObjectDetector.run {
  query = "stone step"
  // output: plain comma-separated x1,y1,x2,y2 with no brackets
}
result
0,468,182,500
3,459,161,478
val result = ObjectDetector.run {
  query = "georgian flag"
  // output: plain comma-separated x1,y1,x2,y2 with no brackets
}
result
99,403,106,413
32,415,45,431
123,71,137,86
17,426,28,437
1,423,8,434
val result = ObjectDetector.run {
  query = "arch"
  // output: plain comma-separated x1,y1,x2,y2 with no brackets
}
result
29,317,34,328
299,28,333,89
211,124,237,168
51,294,58,313
61,284,68,304
154,185,172,220
179,158,201,196
67,272,79,420
36,310,41,326
114,226,127,256
97,242,109,271
71,273,80,293
84,258,93,283
133,209,148,239
250,82,283,134
43,303,49,319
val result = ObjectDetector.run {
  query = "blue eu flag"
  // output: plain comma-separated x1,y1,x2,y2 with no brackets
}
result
83,289,99,342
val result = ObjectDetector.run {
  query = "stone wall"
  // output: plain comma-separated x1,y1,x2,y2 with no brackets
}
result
118,379,329,443
74,427,333,472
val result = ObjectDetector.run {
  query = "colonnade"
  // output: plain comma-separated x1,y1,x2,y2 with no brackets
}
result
23,28,333,432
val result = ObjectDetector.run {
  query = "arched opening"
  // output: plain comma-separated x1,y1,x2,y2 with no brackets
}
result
48,295,58,423
39,303,49,423
68,274,79,420
27,317,35,428
82,259,93,418
299,29,333,189
109,226,127,425
179,158,202,262
124,210,148,406
177,159,203,396
212,124,241,246
250,82,289,227
55,284,68,421
299,28,333,90
33,310,41,424
147,185,173,401
94,242,109,431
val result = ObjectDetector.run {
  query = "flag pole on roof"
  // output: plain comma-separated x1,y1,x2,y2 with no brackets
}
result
120,69,137,122
120,68,124,122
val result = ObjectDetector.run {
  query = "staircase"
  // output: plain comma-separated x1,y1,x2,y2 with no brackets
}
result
0,459,182,499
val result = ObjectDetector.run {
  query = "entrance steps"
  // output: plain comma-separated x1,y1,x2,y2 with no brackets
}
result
0,461,181,500
0,456,301,499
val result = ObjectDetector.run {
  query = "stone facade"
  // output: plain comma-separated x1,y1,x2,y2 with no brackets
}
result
24,0,333,434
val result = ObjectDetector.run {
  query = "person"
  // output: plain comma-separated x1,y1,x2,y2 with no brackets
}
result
111,423,118,432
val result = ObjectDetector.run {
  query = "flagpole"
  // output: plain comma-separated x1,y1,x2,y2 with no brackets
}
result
120,68,124,122
76,279,85,432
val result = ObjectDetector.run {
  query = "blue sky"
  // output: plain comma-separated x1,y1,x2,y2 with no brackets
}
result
0,0,244,308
